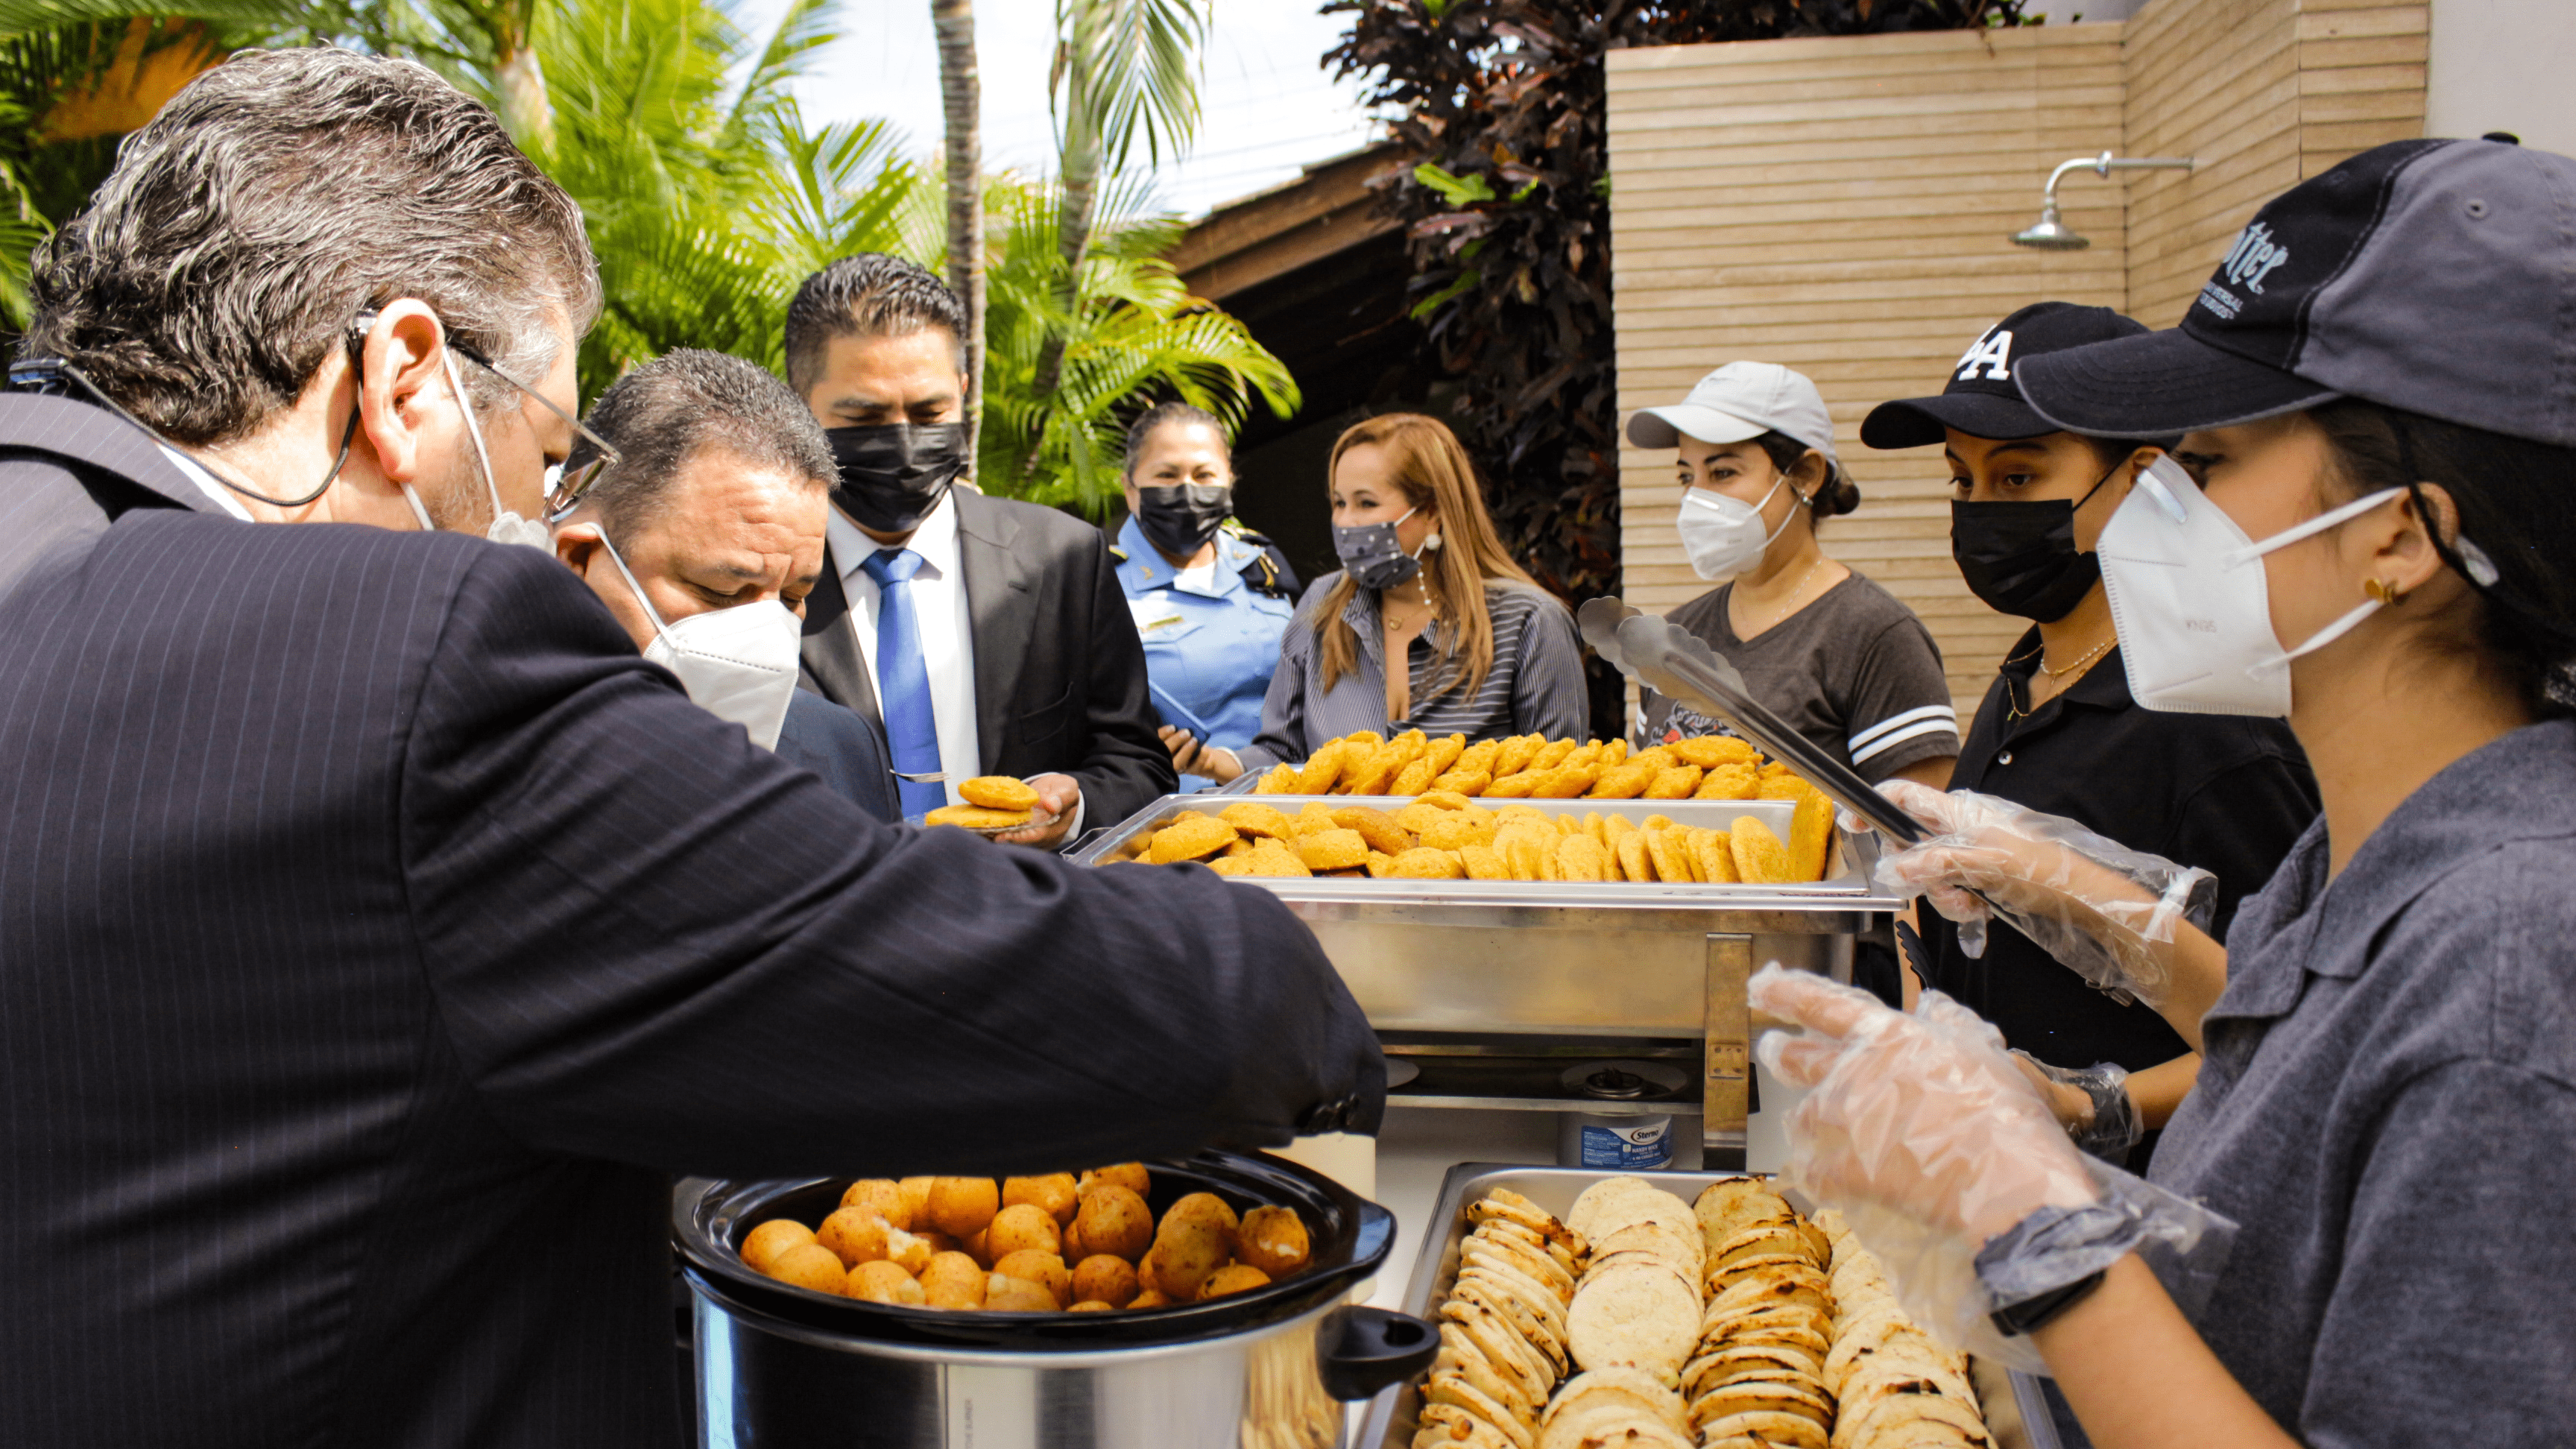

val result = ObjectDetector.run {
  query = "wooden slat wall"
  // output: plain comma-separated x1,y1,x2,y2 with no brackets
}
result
1603,0,2426,711
1606,25,2132,710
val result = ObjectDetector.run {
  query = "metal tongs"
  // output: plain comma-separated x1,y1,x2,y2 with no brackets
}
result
1578,597,1927,845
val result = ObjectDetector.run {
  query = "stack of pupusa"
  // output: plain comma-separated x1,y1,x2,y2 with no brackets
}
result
1419,1189,1588,1449
1527,1177,1708,1448
1684,1180,1840,1448
1815,1210,1989,1449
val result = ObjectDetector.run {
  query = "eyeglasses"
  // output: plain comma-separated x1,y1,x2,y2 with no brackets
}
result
352,309,622,517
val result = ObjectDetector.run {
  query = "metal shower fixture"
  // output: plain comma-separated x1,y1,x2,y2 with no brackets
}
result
2012,151,2198,250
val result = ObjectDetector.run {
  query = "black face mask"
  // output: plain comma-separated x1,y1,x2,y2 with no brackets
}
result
1949,466,2116,622
827,423,970,534
1133,482,1233,561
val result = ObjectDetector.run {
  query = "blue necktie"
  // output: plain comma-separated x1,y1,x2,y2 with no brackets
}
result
862,548,945,818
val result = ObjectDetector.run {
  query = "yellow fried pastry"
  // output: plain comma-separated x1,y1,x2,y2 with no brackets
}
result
1220,838,1251,856
1294,739,1347,795
1693,826,1740,883
1644,765,1703,800
1491,734,1543,778
1630,745,1676,770
1253,763,1298,795
1761,760,1793,779
1670,734,1760,770
1427,768,1491,797
1391,802,1449,836
1602,738,1630,763
1219,802,1295,839
1789,789,1836,883
1494,805,1550,826
1240,842,1313,878
1457,844,1509,880
1296,828,1370,872
1207,855,1258,877
1529,738,1579,773
1555,834,1611,883
1646,825,1698,883
1363,850,1397,879
1418,790,1474,811
1587,760,1658,800
1562,741,1605,770
1696,763,1761,801
1287,802,1342,837
1424,733,1467,777
958,775,1040,811
1342,730,1384,748
1331,806,1412,856
1501,833,1548,880
1615,830,1655,883
1758,774,1812,801
1390,757,1441,797
1730,818,1793,884
1418,813,1498,851
1482,771,1538,798
1582,812,1611,847
1147,812,1237,864
1388,847,1466,880
1453,739,1501,776
1530,765,1599,798
925,804,1035,830
1342,743,1406,796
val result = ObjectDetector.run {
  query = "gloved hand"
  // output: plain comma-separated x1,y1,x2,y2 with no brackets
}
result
1752,965,2234,1371
1869,780,2216,1007
2010,1051,2144,1164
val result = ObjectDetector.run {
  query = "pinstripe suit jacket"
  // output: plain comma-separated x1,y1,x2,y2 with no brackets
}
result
0,395,1383,1448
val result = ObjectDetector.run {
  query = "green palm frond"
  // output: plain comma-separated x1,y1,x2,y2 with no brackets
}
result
1052,0,1202,170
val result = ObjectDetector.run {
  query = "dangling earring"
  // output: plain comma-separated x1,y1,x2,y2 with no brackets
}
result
2364,578,2408,606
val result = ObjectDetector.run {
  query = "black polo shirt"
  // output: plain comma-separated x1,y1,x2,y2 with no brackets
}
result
1922,630,2320,1081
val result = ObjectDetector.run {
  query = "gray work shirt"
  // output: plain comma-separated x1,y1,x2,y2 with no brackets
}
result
1238,573,1589,768
2148,717,2576,1447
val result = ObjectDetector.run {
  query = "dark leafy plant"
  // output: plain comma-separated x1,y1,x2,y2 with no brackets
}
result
1325,0,2028,731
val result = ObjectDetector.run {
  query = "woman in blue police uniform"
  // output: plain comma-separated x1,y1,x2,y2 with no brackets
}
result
1114,402,1298,790
1752,139,2576,1449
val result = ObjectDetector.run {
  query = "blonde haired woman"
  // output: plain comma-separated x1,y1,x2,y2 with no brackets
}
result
1169,414,1588,783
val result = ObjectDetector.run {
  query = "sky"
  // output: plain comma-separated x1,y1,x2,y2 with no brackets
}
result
767,0,1389,218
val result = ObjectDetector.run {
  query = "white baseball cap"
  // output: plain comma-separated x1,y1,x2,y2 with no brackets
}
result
1628,361,1847,487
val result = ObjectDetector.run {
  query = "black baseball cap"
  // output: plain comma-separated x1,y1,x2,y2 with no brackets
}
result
2017,136,2576,446
1859,302,2154,450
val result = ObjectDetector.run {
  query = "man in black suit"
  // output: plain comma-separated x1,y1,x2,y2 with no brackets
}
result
786,255,1174,845
0,49,1377,1449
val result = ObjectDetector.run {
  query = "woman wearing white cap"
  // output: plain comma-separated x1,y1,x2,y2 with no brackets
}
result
1627,362,1960,792
1756,138,2576,1448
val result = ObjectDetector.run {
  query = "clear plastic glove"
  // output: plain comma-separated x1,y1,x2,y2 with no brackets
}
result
2010,1051,2144,1164
1868,779,2216,1008
1752,965,2235,1373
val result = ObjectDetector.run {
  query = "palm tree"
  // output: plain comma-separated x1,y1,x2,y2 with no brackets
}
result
931,0,983,465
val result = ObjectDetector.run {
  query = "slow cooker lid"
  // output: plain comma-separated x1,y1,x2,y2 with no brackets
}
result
673,1149,1395,1351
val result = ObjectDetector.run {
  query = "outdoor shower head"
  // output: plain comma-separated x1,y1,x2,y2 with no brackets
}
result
2012,151,2197,250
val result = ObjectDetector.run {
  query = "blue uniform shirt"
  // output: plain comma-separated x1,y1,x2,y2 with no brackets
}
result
1114,515,1292,789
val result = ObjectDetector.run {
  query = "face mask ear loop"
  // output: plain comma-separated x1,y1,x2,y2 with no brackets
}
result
592,530,676,645
2221,487,2408,569
400,484,436,532
440,347,506,527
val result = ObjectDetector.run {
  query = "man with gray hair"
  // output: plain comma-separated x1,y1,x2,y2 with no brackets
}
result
0,48,1380,1449
547,347,900,817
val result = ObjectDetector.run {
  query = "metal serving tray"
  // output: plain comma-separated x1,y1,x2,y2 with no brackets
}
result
1355,1163,2059,1449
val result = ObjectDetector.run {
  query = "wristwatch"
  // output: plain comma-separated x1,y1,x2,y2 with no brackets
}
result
1988,1268,2106,1337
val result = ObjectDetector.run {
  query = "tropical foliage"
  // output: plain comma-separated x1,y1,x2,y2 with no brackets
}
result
0,0,1297,517
1325,0,2030,731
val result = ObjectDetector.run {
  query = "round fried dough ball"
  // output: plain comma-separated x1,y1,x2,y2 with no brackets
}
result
962,1228,994,1269
920,1251,987,1310
1198,1264,1272,1300
739,1219,816,1275
926,1177,1001,1238
1067,1300,1117,1313
1233,1205,1313,1278
898,1176,935,1225
1061,1216,1089,1259
845,1260,925,1306
1161,1191,1241,1237
984,1274,1061,1313
815,1206,895,1267
883,1227,934,1275
1072,1254,1141,1308
1081,1163,1152,1198
1140,1223,1228,1300
1073,1184,1154,1261
840,1178,912,1231
768,1242,850,1295
992,1249,1072,1307
1003,1173,1080,1225
1128,1289,1172,1310
985,1203,1062,1260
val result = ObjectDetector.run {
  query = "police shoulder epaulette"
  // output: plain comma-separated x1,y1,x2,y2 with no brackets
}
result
1107,544,1128,562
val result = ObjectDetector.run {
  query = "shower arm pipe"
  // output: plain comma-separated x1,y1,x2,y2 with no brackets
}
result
2044,151,2197,206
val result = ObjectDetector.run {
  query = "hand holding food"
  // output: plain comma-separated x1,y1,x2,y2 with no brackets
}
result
1871,779,2214,1004
737,1165,1313,1316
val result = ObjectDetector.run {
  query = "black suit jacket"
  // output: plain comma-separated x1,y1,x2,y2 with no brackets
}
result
0,394,1380,1448
775,689,901,821
800,488,1175,830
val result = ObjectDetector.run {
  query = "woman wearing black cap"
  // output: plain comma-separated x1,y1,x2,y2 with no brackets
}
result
1757,138,2576,1448
1858,302,2319,1169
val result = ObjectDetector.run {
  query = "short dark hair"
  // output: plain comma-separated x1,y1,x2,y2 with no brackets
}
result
25,48,598,445
1122,400,1229,479
566,350,836,540
783,254,966,397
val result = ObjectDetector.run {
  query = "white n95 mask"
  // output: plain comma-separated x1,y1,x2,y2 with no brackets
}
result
597,535,802,750
1675,477,1800,581
2096,452,2402,718
442,347,552,551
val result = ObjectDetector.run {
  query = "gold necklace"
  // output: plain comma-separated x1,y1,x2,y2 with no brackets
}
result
1737,556,1829,634
2039,637,2115,679
2005,637,2115,722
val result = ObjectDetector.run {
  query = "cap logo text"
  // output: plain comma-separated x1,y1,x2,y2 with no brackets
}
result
1955,329,2014,381
2220,221,2291,295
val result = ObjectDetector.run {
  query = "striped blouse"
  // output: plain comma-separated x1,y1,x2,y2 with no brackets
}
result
1239,575,1589,769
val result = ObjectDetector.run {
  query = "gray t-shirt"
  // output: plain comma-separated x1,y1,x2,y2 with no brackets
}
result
1631,574,1958,783
2147,718,2576,1445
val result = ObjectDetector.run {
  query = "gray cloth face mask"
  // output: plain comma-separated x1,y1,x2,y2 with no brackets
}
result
1332,506,1425,590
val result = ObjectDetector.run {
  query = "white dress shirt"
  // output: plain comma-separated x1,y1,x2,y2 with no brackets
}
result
160,445,256,521
826,492,982,808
